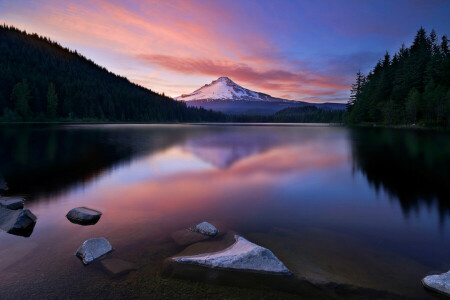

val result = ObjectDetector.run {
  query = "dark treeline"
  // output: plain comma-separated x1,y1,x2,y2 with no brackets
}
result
0,25,225,122
230,106,344,123
347,27,450,127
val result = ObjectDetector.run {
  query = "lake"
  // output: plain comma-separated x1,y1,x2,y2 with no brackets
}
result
0,124,449,299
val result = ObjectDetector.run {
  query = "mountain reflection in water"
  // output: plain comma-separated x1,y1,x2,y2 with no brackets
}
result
1,125,448,221
0,124,449,299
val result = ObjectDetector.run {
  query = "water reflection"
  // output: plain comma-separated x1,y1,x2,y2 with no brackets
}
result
0,124,449,222
350,128,450,220
0,124,449,298
0,125,197,199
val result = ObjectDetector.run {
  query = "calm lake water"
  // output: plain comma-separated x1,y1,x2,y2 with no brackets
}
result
0,124,449,299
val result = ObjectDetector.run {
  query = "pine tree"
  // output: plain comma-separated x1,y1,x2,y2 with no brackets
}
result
441,35,449,56
347,70,365,111
11,80,32,120
46,83,58,119
405,88,420,123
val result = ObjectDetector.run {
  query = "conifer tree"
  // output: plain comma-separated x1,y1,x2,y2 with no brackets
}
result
11,80,32,120
347,70,365,111
47,83,58,119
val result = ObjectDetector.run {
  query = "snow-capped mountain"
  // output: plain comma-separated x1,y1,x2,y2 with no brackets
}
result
175,77,345,115
175,77,287,102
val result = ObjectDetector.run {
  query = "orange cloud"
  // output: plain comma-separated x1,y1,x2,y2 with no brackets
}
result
137,54,348,99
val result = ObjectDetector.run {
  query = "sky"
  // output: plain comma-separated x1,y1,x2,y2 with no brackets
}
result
1,0,449,103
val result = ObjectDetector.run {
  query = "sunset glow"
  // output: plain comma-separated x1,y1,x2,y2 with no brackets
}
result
1,0,449,102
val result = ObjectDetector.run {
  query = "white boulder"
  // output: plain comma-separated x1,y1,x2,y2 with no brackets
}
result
422,270,450,296
173,235,291,275
75,238,114,265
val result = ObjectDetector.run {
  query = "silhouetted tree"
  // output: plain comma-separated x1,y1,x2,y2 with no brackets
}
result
47,83,58,119
10,80,32,120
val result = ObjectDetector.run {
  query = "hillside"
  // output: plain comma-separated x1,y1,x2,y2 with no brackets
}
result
0,25,224,122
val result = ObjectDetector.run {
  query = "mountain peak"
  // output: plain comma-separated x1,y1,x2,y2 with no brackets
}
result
175,77,272,102
216,76,232,82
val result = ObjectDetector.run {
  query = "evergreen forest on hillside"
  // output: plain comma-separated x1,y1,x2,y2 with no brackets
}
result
347,27,450,127
0,25,225,122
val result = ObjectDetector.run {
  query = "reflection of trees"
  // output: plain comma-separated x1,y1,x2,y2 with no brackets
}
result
350,128,450,219
0,125,197,200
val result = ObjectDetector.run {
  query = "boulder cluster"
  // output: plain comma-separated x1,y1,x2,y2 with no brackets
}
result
0,197,36,237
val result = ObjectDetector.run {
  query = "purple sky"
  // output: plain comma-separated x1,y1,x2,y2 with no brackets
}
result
1,0,449,103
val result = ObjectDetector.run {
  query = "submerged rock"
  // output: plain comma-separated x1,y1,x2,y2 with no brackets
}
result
422,270,450,296
0,207,37,237
75,238,114,265
101,259,137,275
190,222,218,237
173,235,291,275
66,207,102,225
0,198,24,210
171,229,212,246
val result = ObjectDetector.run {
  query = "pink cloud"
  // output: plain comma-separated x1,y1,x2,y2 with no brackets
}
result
2,0,351,102
137,54,348,99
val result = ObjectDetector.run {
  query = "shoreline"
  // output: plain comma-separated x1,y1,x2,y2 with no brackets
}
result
1,121,448,131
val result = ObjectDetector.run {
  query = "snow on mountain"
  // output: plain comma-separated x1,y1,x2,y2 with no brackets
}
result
175,77,285,102
174,76,346,114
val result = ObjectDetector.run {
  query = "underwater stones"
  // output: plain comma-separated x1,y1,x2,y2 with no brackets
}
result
0,198,24,210
0,207,37,237
173,235,291,276
422,270,450,296
75,237,114,265
101,259,137,275
66,207,102,225
190,221,218,237
171,229,212,246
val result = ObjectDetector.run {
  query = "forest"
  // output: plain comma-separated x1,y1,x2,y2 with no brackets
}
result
230,106,344,123
0,25,225,123
347,27,450,127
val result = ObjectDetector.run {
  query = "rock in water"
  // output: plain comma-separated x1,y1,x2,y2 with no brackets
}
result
101,259,137,275
173,235,291,275
171,229,212,246
422,270,450,296
66,207,102,225
75,238,114,265
0,207,37,237
0,198,24,210
190,222,218,236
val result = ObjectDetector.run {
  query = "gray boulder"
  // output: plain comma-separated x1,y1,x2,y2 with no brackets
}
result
173,235,291,275
422,270,450,296
0,207,37,237
75,238,114,265
0,198,24,210
66,207,102,225
190,221,218,236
